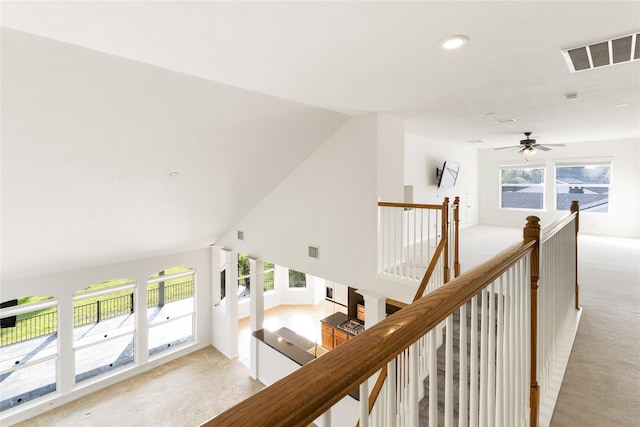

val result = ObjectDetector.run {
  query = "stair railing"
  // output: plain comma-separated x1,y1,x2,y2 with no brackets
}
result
536,201,581,426
377,198,453,285
202,216,541,427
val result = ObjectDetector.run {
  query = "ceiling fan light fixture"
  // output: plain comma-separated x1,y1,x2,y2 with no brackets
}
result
520,147,537,157
442,35,469,49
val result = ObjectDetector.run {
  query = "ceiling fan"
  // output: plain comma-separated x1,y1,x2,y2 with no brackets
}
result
495,132,565,158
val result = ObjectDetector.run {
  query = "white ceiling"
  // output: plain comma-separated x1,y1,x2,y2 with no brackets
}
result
2,1,639,281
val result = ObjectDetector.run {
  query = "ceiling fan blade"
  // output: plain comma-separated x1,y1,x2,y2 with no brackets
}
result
535,145,551,151
494,146,519,150
540,143,566,147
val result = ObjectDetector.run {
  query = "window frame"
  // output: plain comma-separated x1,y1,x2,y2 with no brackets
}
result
498,165,546,211
554,161,612,214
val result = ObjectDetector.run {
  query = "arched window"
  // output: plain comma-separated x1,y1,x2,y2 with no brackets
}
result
1,296,58,411
147,267,195,356
73,280,135,383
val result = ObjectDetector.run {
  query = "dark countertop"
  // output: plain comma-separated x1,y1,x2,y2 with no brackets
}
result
252,328,315,366
320,312,364,336
319,311,349,328
252,325,359,401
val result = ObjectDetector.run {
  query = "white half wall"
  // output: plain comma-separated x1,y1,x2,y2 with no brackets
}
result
477,138,640,237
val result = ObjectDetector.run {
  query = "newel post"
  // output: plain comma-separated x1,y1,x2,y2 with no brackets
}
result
453,196,461,278
570,200,580,310
442,197,450,283
524,216,541,427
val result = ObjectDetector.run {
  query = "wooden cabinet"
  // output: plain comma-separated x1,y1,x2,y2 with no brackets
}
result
321,323,334,349
333,329,349,348
357,304,365,322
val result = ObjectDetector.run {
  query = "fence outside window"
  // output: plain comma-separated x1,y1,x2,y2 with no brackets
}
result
0,280,194,346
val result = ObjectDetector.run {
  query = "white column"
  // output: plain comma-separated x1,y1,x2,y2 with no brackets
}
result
136,278,149,366
210,245,222,306
224,249,239,358
357,290,387,328
249,257,264,379
58,296,75,393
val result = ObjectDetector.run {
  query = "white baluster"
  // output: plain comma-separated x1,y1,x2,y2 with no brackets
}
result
429,329,438,427
360,380,369,427
459,304,468,427
445,314,454,427
488,282,496,427
388,359,397,427
409,342,419,427
495,276,504,427
470,295,479,427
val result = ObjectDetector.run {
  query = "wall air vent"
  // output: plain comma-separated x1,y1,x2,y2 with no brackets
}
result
308,246,319,259
562,32,639,72
237,230,244,240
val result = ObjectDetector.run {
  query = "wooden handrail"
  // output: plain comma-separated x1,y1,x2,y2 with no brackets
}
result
202,236,537,427
541,211,577,243
378,201,443,210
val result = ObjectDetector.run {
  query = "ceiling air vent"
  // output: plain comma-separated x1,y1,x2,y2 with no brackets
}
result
562,32,639,72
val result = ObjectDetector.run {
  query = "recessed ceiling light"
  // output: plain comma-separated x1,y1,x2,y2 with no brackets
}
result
442,35,469,49
565,93,578,100
494,118,516,124
465,139,486,144
169,172,179,178
615,103,628,107
484,113,497,117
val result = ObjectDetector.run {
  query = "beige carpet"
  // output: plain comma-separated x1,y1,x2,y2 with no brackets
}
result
550,234,640,426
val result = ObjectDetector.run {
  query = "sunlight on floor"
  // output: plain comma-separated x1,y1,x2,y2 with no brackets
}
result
237,300,343,368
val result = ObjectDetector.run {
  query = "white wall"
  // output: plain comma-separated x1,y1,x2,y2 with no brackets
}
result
216,113,415,302
404,133,480,227
477,138,640,237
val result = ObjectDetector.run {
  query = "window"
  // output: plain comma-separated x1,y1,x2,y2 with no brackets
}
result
148,267,195,356
288,269,307,288
237,254,250,300
500,167,545,210
264,261,275,292
73,281,135,383
556,163,611,212
1,296,58,411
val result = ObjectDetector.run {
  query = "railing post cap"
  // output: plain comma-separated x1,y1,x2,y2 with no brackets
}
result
525,216,541,228
570,200,580,212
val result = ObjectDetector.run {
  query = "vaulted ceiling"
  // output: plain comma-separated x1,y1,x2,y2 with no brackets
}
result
2,1,639,281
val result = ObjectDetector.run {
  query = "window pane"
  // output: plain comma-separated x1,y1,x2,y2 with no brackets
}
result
501,168,544,184
75,334,134,382
149,315,193,356
147,269,195,356
1,297,58,411
556,165,610,185
1,357,57,411
289,270,307,288
556,164,610,212
73,283,135,383
501,167,545,210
